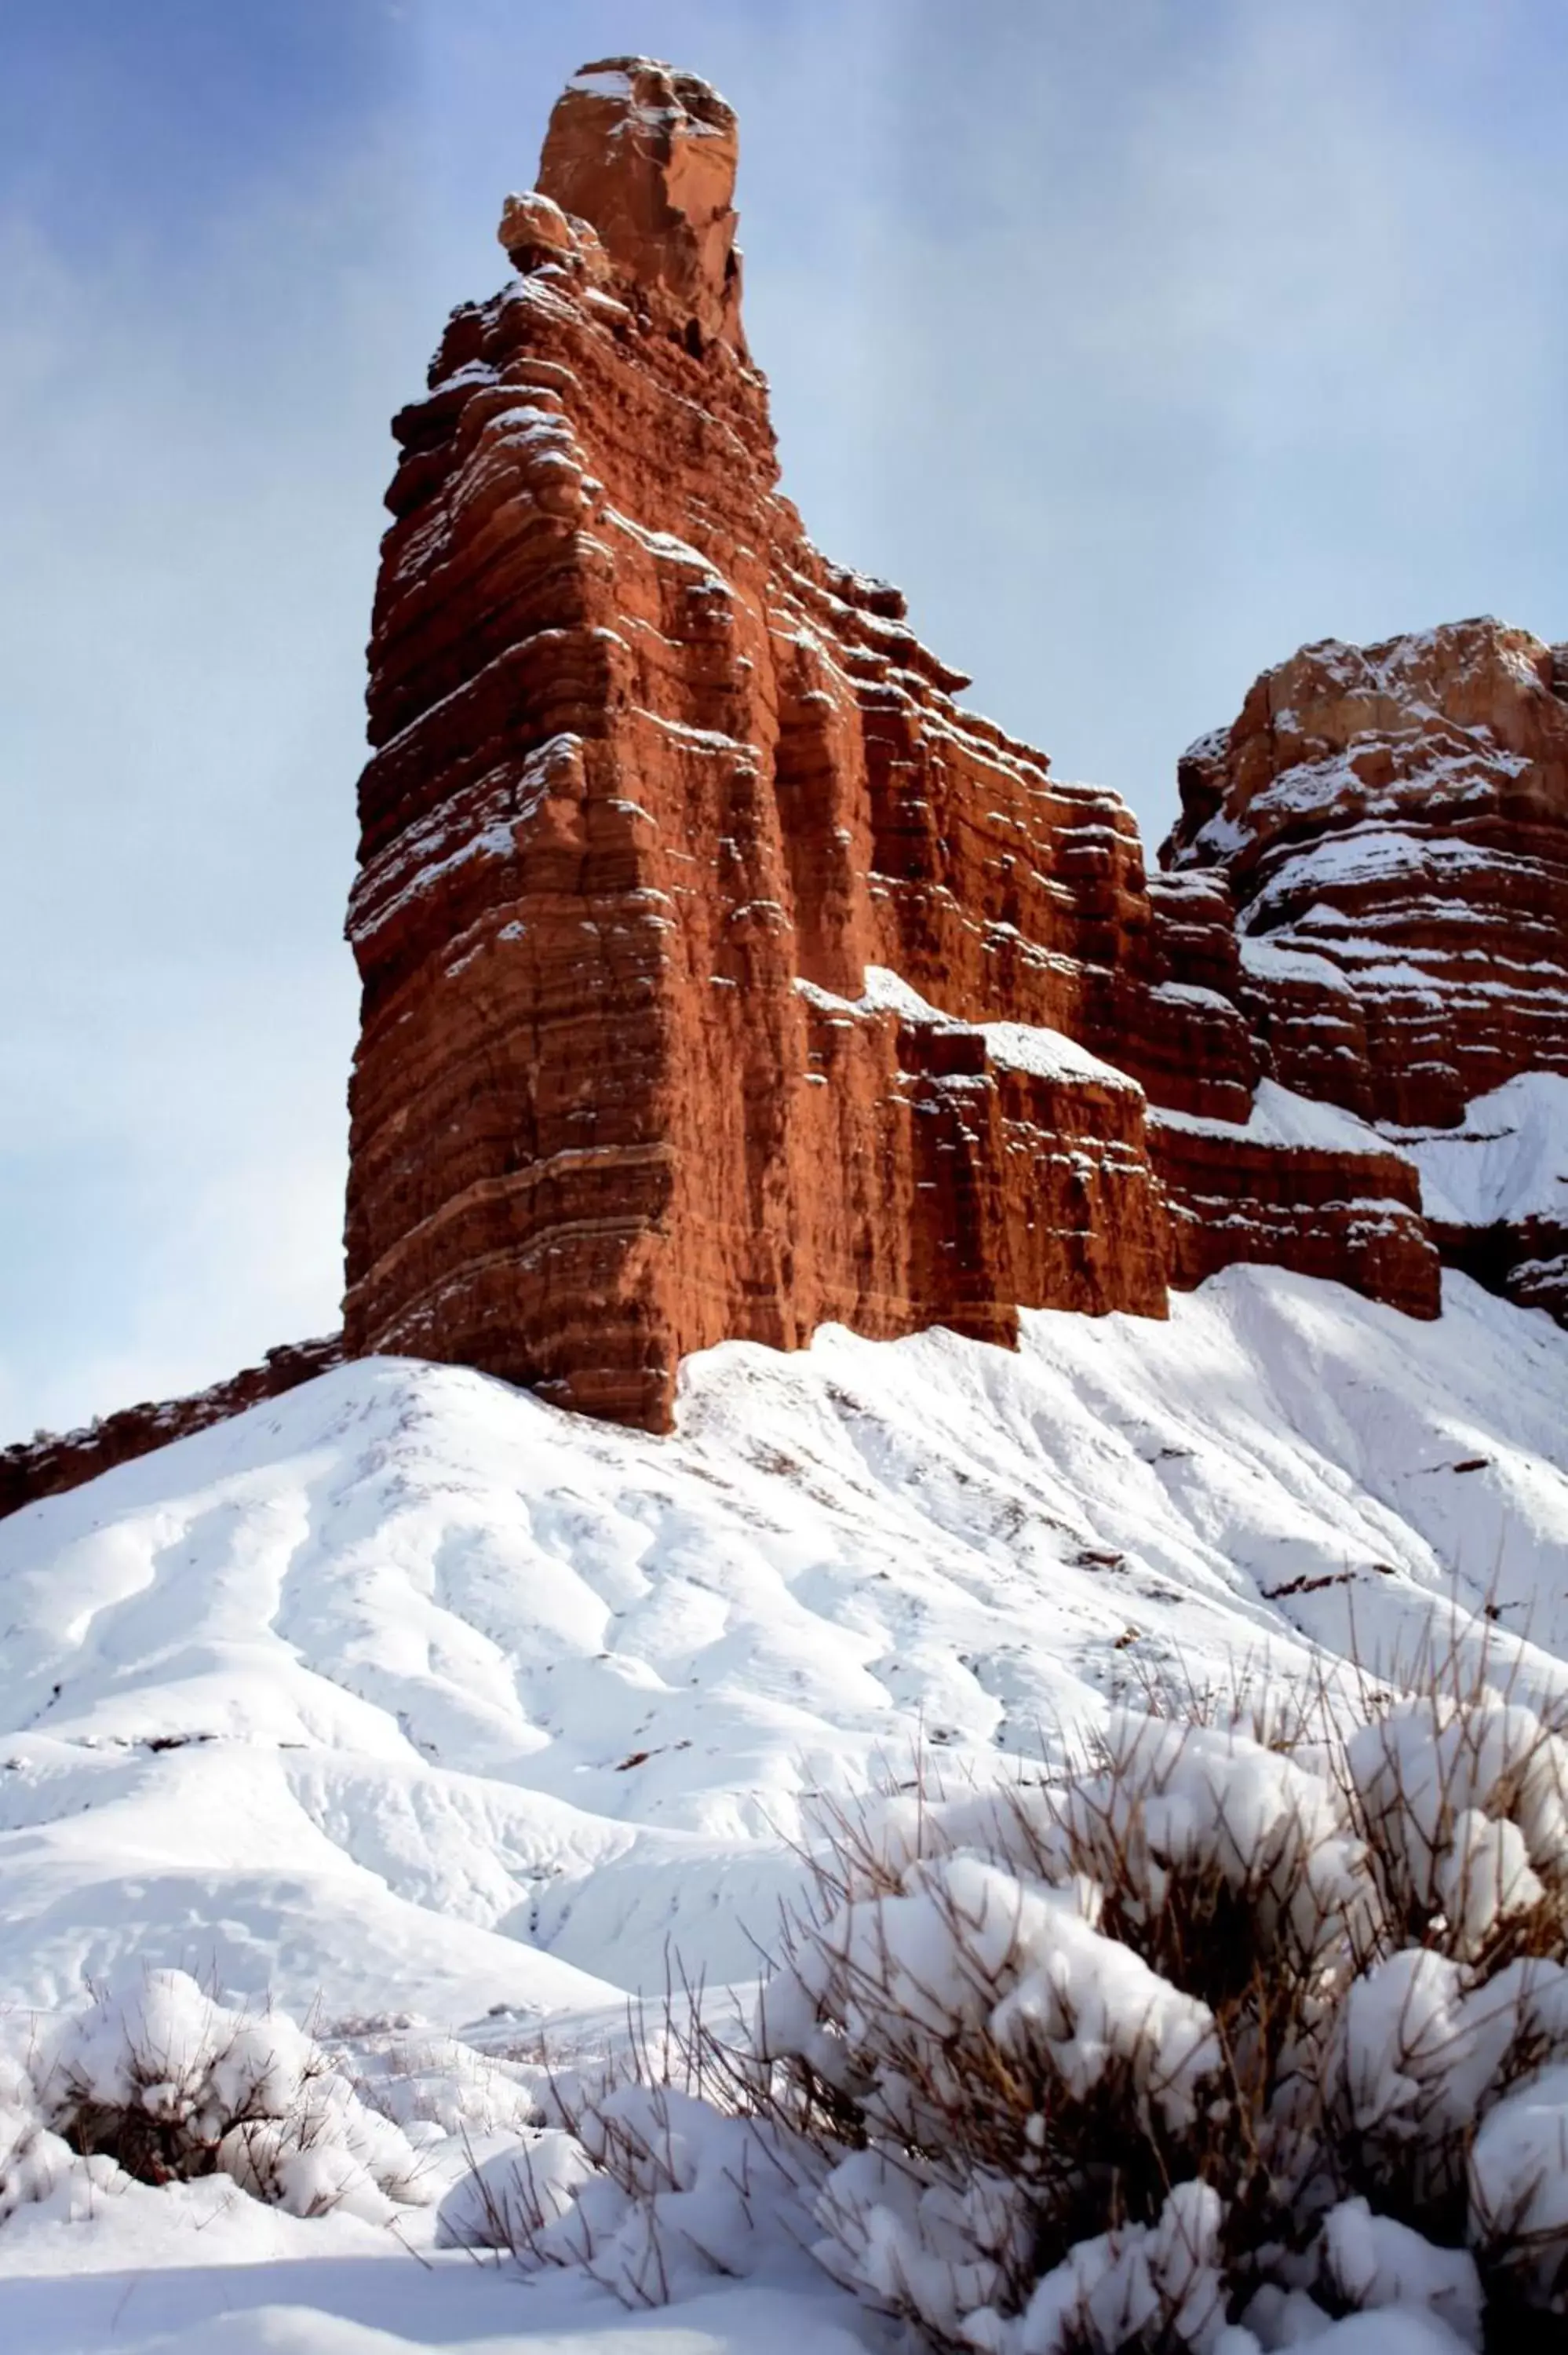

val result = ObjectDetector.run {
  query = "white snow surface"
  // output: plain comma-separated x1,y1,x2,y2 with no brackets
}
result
1150,1076,1402,1160
4,1265,1568,2349
797,966,1141,1089
1395,1072,1568,1230
4,1268,1568,2021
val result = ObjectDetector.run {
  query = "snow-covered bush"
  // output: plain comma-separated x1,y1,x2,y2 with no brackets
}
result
436,1995,803,2300
37,1969,430,2222
351,2030,541,2148
0,2047,70,2221
505,1654,1568,2351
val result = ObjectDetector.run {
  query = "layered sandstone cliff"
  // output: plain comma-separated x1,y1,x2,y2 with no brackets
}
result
340,57,1442,1431
1164,621,1568,1123
1164,621,1568,1323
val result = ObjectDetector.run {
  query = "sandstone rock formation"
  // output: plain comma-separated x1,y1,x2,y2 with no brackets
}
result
1164,621,1568,1126
521,59,746,354
339,55,1441,1431
1148,1085,1435,1320
0,1337,341,1524
23,61,1568,1517
1164,621,1568,1324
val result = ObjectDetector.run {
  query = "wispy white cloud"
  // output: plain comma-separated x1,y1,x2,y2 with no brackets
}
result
0,128,420,1430
742,0,1568,809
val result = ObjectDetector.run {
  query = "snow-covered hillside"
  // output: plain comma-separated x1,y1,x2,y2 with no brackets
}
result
2,1265,1565,2028
2,1265,1568,2350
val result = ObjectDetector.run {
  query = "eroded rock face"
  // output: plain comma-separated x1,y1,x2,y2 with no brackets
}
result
16,71,1568,1516
1163,620,1568,1128
1163,620,1568,1328
1147,1087,1435,1320
14,64,1521,1517
340,59,1442,1430
530,58,745,353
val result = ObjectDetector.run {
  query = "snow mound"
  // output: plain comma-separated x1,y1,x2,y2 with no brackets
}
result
9,1967,429,2224
2,1267,1567,2346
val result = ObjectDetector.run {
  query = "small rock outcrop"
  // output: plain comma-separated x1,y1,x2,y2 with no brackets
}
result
1148,1086,1435,1320
341,57,1444,1433
0,1338,342,1523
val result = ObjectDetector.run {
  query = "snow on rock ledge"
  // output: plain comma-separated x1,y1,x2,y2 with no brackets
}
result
1164,618,1568,1130
1148,1083,1439,1319
1394,1072,1568,1324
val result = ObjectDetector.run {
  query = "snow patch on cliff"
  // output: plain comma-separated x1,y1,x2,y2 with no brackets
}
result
1395,1073,1568,1231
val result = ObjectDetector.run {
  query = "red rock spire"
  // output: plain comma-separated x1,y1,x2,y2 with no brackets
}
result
336,65,1442,1433
505,58,746,357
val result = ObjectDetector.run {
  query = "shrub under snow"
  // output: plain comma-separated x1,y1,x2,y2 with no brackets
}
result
482,1658,1568,2353
7,1969,430,2223
0,2047,71,2223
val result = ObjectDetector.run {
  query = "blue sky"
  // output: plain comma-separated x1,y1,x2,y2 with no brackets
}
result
2,0,1566,1437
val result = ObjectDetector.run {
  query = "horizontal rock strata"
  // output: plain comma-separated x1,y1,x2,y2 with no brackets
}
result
1164,620,1568,1127
1148,1086,1438,1317
1165,623,1568,1325
20,63,1568,1510
344,56,1445,1432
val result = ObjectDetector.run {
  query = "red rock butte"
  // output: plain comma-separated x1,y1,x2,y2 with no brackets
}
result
6,59,1566,1521
338,57,1446,1432
1163,622,1568,1131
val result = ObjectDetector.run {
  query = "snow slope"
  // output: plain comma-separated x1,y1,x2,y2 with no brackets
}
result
2,1265,1566,2350
0,1266,1565,2028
